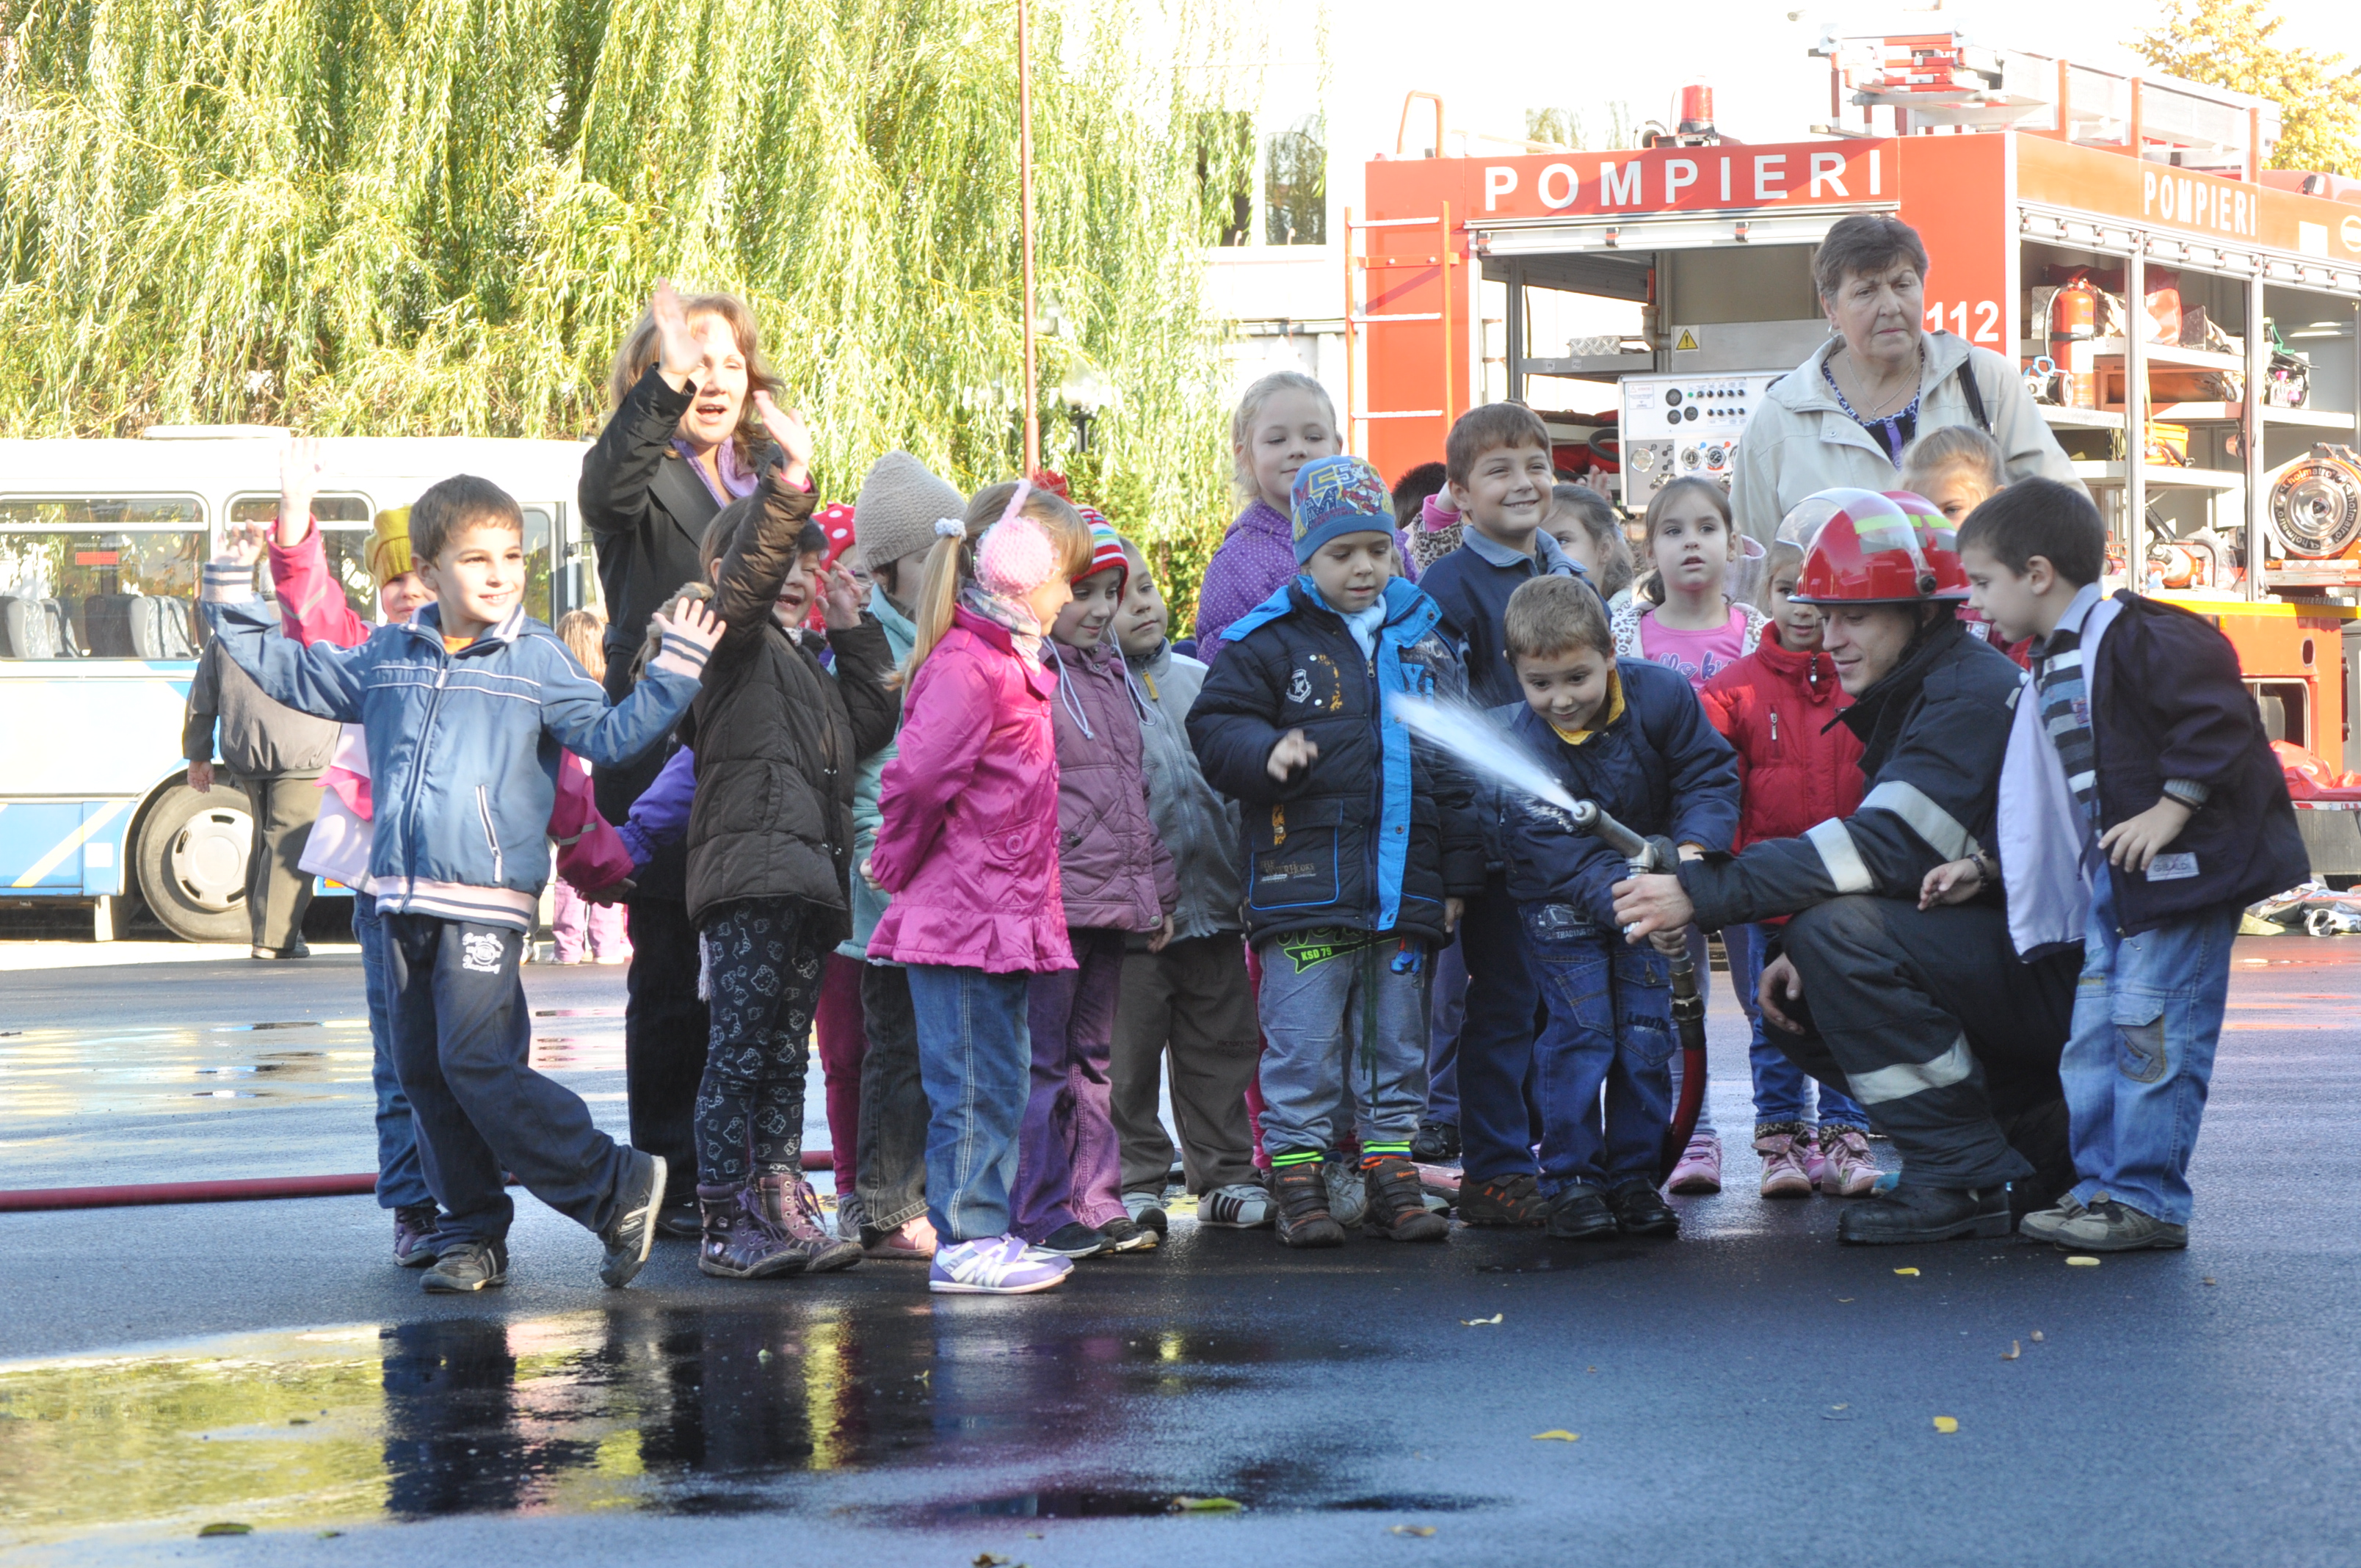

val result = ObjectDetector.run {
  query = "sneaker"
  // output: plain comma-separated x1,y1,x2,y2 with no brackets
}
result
1362,1156,1448,1243
597,1150,667,1288
1607,1177,1680,1237
1455,1172,1548,1227
421,1238,507,1293
834,1189,868,1244
393,1205,442,1268
862,1213,940,1260
1199,1182,1274,1229
1410,1119,1461,1164
1816,1125,1879,1198
2047,1197,2188,1252
1545,1185,1618,1241
930,1234,1072,1294
1801,1130,1829,1190
1835,1182,2012,1245
755,1173,863,1274
2017,1192,2088,1246
1122,1189,1170,1235
1664,1133,1723,1195
1271,1162,1346,1249
1324,1156,1369,1227
1099,1215,1158,1253
1754,1122,1814,1199
1039,1222,1109,1258
698,1183,808,1280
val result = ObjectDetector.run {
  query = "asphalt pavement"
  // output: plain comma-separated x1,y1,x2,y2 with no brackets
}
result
2,937,2357,1566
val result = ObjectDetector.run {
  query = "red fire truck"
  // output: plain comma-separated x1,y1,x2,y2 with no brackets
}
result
1344,31,2361,874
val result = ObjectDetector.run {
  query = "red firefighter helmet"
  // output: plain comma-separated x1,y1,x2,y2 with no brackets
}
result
1789,487,1965,606
1882,490,1973,600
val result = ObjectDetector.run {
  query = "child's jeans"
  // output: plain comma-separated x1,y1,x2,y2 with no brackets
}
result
382,913,635,1245
1253,927,1430,1166
813,953,867,1197
355,892,433,1213
1109,933,1261,1194
1424,934,1467,1128
2064,874,2239,1225
855,962,931,1235
1453,875,1546,1182
695,898,827,1188
1520,901,1675,1194
551,878,630,964
1014,927,1128,1238
907,963,1035,1243
1727,923,1868,1131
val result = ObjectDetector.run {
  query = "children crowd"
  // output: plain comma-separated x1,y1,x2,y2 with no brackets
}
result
195,277,2301,1296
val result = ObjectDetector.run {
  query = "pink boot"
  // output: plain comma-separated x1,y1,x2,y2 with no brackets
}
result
1664,1132,1724,1195
1816,1125,1880,1197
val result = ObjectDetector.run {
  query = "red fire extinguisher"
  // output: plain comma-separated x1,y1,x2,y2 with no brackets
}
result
2050,275,2100,410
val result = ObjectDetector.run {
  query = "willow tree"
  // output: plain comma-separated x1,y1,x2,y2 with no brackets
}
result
0,0,1262,614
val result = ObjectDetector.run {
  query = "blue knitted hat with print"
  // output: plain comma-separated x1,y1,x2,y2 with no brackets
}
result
1290,454,1393,565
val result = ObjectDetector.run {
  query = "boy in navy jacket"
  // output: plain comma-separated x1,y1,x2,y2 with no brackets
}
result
202,474,721,1293
1956,480,2305,1252
1500,576,1738,1240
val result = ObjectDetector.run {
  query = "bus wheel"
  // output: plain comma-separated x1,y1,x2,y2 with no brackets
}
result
137,783,253,943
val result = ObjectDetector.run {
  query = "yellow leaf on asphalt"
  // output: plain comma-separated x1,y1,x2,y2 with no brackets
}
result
2001,1341,2021,1360
2065,1255,2100,1267
1531,1430,1580,1442
1461,1313,1503,1326
1893,1268,1920,1277
197,1524,253,1537
1932,1416,1960,1434
1388,1525,1437,1536
2202,1277,2217,1286
973,1555,1010,1566
1171,1496,1245,1512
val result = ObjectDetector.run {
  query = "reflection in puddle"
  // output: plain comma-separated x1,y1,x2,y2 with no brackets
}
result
0,1310,1343,1545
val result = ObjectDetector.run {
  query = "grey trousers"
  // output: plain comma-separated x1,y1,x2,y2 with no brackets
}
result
233,772,320,951
1254,927,1432,1163
1109,935,1261,1194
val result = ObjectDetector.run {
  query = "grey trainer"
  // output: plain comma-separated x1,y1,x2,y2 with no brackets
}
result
2048,1197,2188,1252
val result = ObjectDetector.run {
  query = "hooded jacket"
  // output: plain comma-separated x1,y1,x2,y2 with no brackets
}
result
1186,576,1486,945
1699,624,1864,852
867,608,1074,974
1611,598,1770,680
200,565,706,930
1729,330,2081,547
839,584,919,960
1045,637,1176,932
1679,615,2022,930
681,473,900,935
1127,638,1245,943
1503,660,1741,925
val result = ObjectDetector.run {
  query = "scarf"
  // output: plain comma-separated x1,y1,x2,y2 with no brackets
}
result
960,583,1045,665
671,435,761,506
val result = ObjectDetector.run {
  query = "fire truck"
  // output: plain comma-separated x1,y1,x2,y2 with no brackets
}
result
1345,29,2361,876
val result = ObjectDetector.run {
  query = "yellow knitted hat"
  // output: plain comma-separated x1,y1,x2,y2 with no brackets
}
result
367,506,413,587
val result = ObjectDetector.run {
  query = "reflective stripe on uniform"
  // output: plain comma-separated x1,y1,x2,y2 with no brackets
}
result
1847,1032,1975,1105
1805,818,1874,893
1860,780,1982,862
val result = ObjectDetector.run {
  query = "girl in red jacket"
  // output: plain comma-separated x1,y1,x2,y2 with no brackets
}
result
1698,537,1879,1199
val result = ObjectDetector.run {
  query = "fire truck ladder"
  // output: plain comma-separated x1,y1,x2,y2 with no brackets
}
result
1342,203,1454,456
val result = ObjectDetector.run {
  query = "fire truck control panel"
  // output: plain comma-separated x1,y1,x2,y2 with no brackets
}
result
1618,371,1788,507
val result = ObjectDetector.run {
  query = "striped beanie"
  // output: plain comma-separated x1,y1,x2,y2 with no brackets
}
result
1074,514,1128,589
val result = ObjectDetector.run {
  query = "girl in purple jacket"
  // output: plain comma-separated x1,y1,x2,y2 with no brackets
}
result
866,479,1094,1296
1016,519,1178,1260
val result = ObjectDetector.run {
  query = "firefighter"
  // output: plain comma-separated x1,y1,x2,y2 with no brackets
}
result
1611,490,2078,1244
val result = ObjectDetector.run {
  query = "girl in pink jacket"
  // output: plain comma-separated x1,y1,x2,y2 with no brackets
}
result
866,478,1094,1296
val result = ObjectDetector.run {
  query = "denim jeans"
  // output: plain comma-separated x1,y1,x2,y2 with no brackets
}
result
1454,876,1545,1182
1424,934,1466,1126
2064,874,2238,1225
1727,923,1867,1131
356,891,434,1212
1520,901,1675,1194
855,962,930,1233
907,964,1035,1244
1014,928,1129,1238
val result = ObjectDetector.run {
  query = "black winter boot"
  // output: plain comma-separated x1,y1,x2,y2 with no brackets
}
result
1272,1162,1346,1249
1363,1156,1448,1243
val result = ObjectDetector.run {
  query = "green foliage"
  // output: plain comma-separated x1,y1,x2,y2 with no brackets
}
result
2135,0,2361,176
0,0,1263,618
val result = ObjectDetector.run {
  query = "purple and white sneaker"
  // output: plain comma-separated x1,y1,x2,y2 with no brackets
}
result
394,1205,441,1268
929,1233,1073,1295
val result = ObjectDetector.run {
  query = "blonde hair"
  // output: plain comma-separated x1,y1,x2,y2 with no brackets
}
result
1230,370,1338,502
1901,424,2006,507
556,609,607,682
601,291,778,466
899,480,1091,686
1756,540,1807,612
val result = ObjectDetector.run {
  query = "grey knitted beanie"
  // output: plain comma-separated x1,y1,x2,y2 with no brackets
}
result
853,451,967,574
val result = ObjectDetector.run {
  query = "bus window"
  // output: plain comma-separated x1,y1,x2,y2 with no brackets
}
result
228,494,374,620
522,507,555,624
0,497,206,659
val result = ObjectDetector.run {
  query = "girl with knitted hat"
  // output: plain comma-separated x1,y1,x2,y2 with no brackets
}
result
866,477,1095,1294
1014,516,1177,1260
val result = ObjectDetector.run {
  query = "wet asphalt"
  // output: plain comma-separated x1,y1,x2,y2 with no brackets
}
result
1,940,2357,1566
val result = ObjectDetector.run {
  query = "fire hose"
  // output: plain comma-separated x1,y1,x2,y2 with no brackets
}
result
1566,799,1709,1173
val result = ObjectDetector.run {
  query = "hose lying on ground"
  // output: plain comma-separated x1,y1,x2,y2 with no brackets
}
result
0,1151,835,1212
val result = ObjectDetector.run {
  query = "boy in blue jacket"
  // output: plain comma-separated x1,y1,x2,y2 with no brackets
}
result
1955,479,2306,1252
1501,575,1738,1240
1188,454,1487,1250
202,474,722,1293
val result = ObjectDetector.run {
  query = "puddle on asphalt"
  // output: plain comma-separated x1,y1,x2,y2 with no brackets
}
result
913,1487,1490,1522
0,1310,1366,1545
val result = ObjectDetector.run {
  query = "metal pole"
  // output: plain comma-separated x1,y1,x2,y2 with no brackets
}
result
1018,0,1040,475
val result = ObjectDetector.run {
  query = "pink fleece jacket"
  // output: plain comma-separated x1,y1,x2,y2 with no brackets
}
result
266,522,634,893
866,607,1075,973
